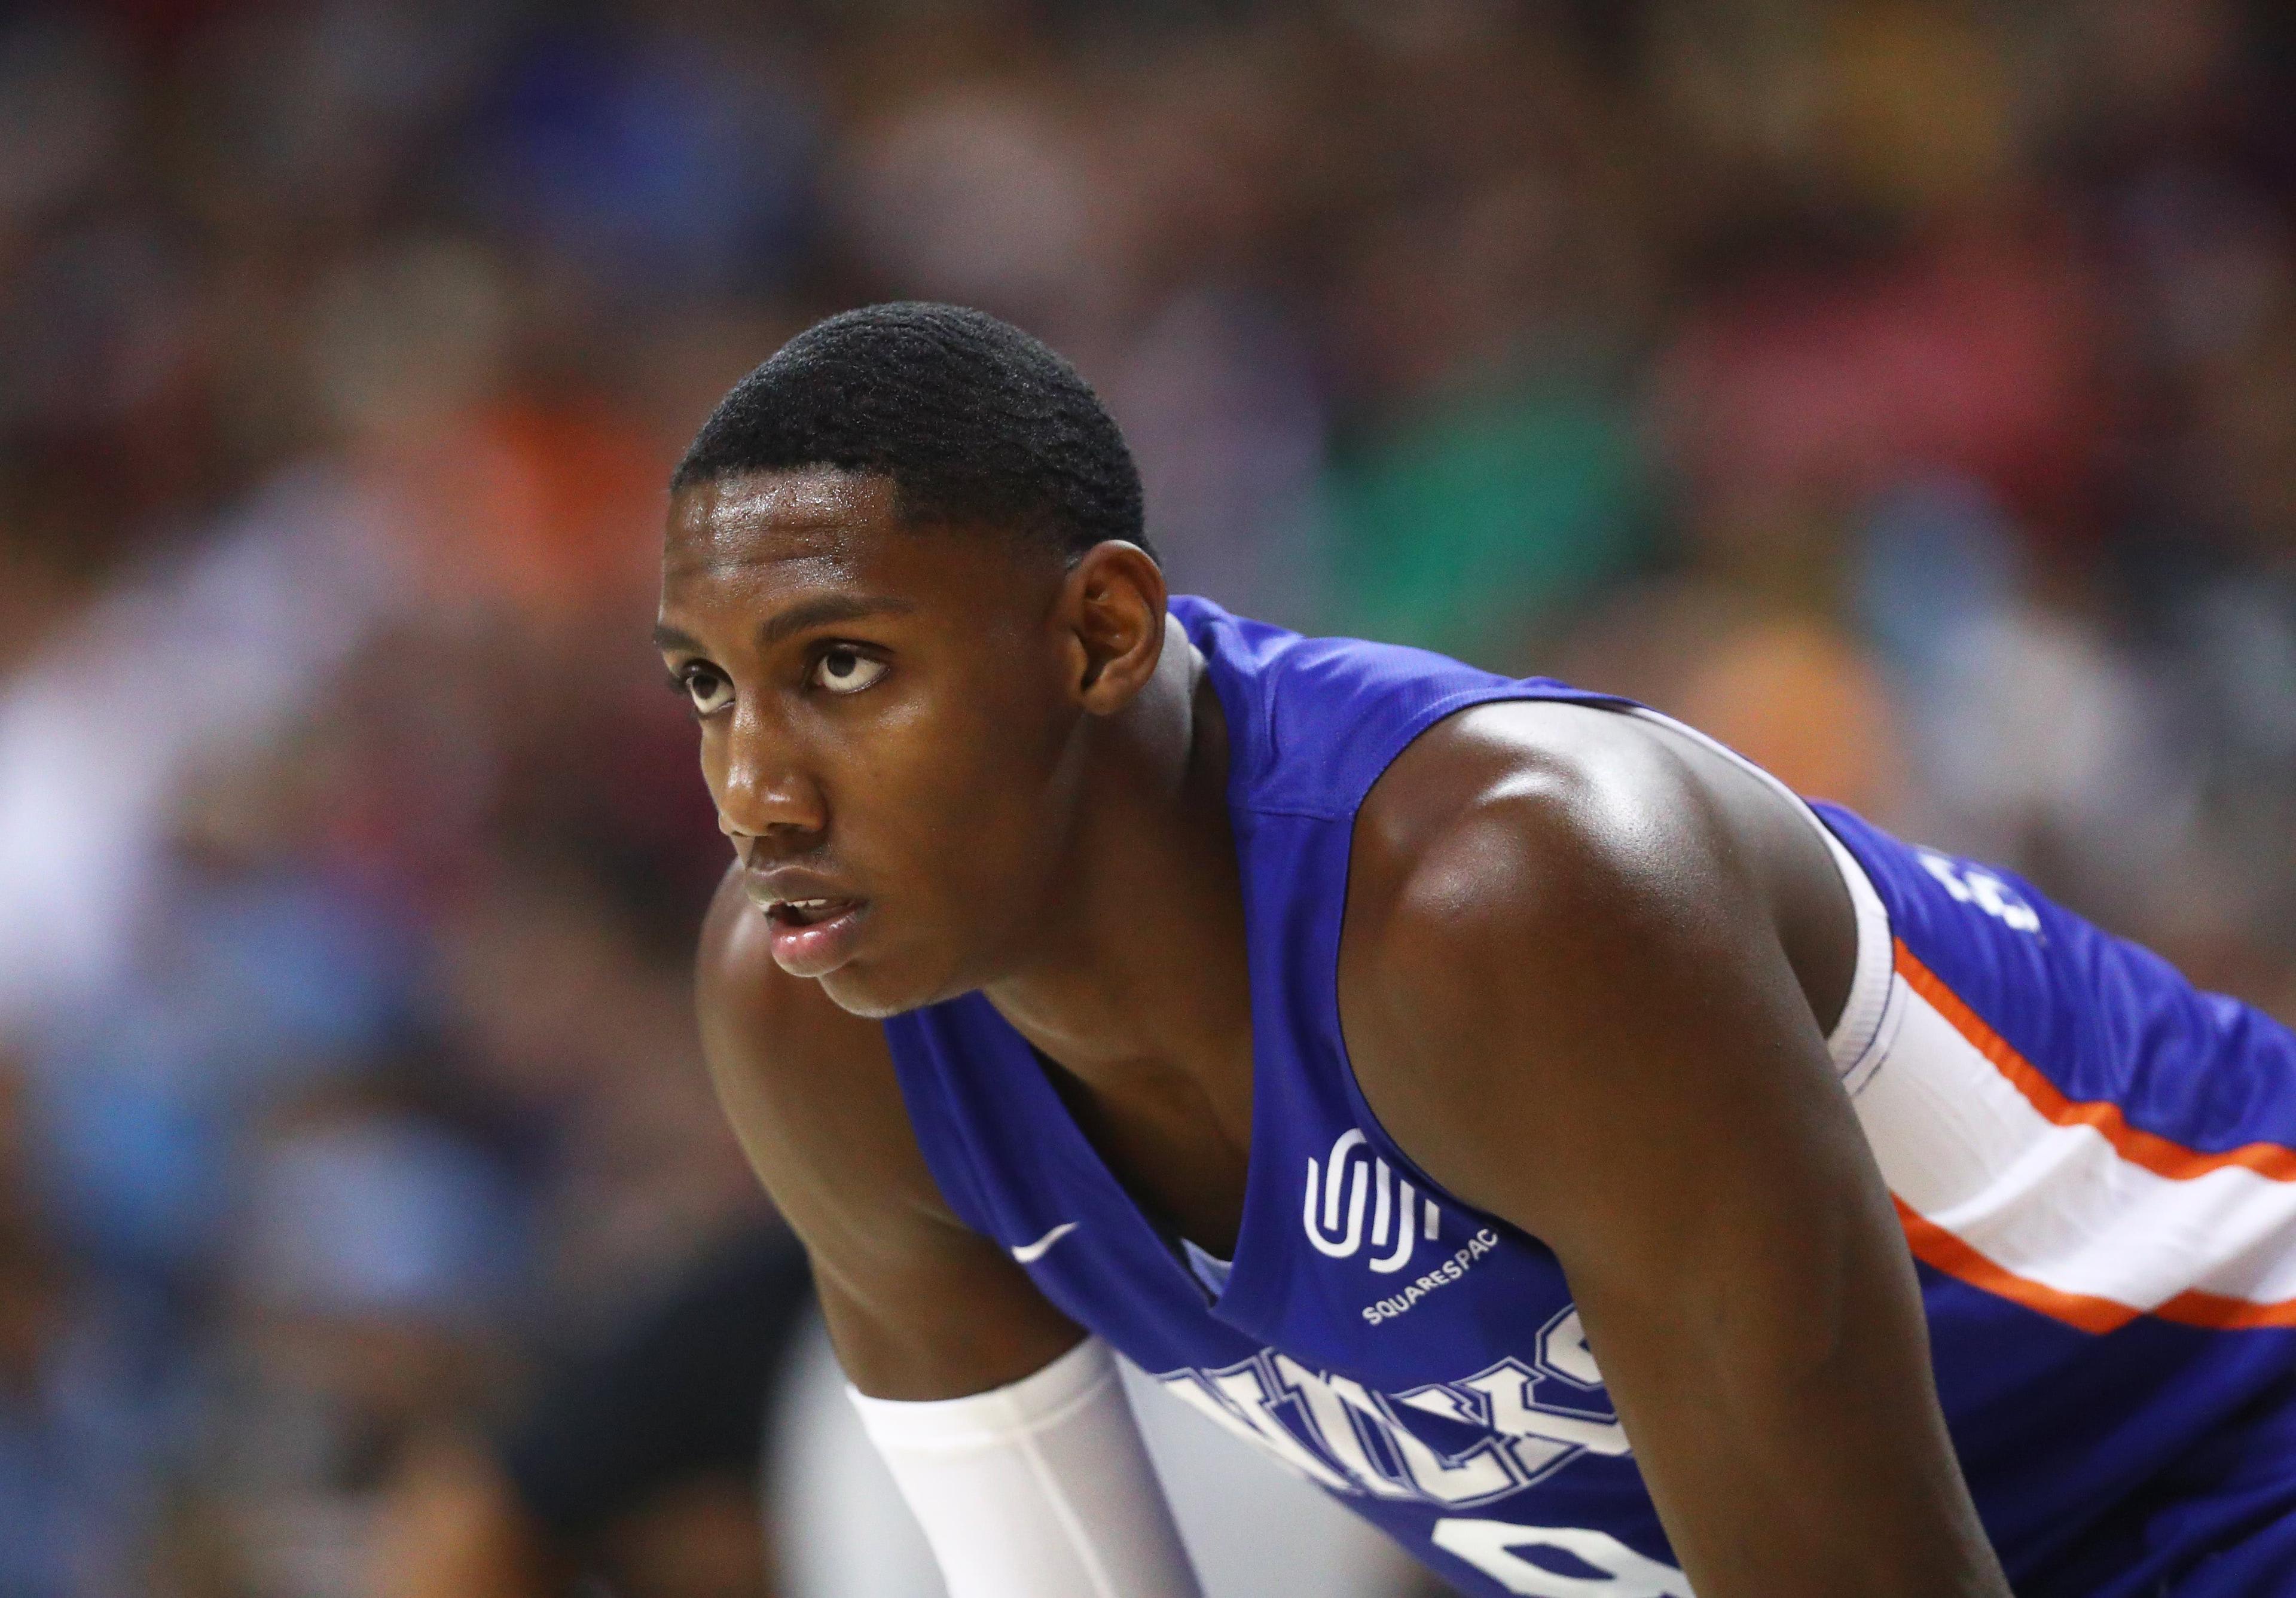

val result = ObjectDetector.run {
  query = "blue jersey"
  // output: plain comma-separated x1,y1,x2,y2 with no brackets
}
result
883,598,2296,1597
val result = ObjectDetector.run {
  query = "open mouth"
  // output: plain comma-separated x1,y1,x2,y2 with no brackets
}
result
768,896,860,928
756,893,869,978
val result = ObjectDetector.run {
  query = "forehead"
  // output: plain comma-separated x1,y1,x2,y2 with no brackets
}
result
662,468,898,583
658,467,1049,629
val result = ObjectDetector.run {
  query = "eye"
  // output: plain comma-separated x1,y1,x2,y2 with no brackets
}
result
811,647,888,695
677,665,734,717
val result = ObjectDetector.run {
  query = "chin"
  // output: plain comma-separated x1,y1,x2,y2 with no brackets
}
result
814,920,1006,1020
816,961,949,1021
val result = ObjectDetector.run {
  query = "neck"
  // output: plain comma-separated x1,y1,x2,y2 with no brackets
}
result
981,624,1254,1139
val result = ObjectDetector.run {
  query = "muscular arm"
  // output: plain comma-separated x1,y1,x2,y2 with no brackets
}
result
699,870,1204,1598
1340,704,2010,1597
695,865,1080,1400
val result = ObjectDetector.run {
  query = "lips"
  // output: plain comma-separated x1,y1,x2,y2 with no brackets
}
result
742,869,869,978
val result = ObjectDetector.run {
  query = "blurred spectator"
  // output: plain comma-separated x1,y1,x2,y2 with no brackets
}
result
167,1105,524,1598
0,1056,179,1597
375,1224,808,1598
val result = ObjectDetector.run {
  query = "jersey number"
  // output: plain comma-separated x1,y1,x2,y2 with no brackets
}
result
1916,848,2041,933
1431,1518,1691,1596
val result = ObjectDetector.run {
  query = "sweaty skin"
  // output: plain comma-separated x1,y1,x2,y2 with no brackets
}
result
662,466,2014,1597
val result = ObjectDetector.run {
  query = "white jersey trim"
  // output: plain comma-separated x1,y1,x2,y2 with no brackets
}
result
1621,705,2296,1334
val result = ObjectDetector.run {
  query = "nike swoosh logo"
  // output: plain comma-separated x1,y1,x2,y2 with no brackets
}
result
1010,1222,1080,1264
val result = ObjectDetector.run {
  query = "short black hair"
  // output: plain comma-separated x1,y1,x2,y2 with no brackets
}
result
673,303,1150,561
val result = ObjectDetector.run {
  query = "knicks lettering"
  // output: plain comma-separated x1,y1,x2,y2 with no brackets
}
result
1305,1128,1441,1273
1155,1312,1628,1510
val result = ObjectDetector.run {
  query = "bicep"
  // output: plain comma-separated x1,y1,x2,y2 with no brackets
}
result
1347,784,2004,1596
1567,1026,1995,1591
1527,964,1973,1593
697,877,1080,1400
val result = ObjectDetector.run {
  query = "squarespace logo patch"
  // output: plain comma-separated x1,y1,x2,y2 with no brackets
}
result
1301,1129,1500,1322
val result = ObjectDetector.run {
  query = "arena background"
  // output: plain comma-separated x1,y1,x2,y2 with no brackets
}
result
1,2,2292,1594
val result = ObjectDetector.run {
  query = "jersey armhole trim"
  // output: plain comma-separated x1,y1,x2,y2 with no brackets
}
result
1817,824,1897,1093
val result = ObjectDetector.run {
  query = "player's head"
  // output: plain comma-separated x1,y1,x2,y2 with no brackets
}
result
670,302,1150,563
658,303,1167,1016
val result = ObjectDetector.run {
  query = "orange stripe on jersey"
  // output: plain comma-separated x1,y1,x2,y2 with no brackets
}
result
1891,1199,2139,1335
2154,1290,2296,1331
1892,942,2296,1185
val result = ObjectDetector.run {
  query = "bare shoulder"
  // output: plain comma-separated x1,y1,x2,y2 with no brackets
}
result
1342,701,1772,1015
1336,699,1852,1230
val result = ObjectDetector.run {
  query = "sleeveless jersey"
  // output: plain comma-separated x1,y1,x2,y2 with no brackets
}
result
881,597,2296,1597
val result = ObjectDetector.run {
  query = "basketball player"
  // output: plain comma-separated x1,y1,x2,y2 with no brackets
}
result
656,304,2296,1597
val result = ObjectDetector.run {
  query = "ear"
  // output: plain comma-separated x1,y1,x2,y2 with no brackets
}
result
1058,542,1169,716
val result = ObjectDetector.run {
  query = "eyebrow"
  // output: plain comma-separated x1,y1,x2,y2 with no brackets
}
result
652,594,917,656
759,594,916,648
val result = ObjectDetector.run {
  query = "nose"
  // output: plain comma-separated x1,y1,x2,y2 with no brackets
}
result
714,717,827,850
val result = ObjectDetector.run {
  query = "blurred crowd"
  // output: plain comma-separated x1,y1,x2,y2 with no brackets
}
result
1,0,2292,1593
